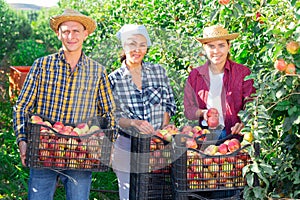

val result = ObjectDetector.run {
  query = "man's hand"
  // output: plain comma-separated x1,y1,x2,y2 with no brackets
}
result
18,141,27,167
231,123,244,135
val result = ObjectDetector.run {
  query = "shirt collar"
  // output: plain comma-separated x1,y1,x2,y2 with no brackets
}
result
57,48,87,69
196,60,231,76
119,60,151,77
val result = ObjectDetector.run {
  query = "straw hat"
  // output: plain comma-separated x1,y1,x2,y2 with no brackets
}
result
196,25,239,44
50,8,96,35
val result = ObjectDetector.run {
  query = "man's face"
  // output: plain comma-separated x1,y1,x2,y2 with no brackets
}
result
57,21,88,53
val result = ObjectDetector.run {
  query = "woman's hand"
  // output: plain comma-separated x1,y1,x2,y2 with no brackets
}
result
131,119,154,134
231,122,244,135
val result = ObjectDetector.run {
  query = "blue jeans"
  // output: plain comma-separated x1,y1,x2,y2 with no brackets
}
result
28,168,92,200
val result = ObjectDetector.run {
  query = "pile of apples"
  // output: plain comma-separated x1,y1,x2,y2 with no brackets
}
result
30,115,106,169
185,138,251,189
149,125,179,173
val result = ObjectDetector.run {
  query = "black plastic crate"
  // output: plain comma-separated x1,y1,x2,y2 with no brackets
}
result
129,133,173,200
171,134,252,199
25,114,114,172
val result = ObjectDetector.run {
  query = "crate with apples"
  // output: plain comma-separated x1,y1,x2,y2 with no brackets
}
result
130,125,179,200
171,133,252,195
26,114,114,171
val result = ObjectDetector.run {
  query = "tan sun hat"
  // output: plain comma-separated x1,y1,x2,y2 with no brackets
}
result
196,24,239,44
50,8,97,35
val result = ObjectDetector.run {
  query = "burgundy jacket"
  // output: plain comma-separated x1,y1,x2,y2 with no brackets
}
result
184,60,256,135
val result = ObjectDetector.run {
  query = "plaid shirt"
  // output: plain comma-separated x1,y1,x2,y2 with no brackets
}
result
13,49,115,144
109,61,176,131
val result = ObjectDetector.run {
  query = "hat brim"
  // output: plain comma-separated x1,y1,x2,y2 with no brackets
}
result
50,15,96,35
196,33,239,44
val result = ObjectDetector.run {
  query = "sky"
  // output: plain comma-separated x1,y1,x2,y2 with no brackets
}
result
5,0,59,7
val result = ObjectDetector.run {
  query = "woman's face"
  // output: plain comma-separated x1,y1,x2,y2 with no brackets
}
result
123,34,148,65
203,40,230,66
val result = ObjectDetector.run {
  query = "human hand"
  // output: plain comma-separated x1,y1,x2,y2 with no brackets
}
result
231,123,244,135
131,120,154,134
18,141,27,167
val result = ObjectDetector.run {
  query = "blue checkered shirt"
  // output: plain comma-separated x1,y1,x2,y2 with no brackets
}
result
109,61,176,130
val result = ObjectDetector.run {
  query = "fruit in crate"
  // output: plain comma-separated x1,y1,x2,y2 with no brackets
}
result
87,125,101,134
186,138,197,149
207,162,220,175
227,138,241,152
203,144,218,155
30,115,43,123
53,121,65,131
213,152,226,164
218,143,228,154
74,123,89,135
181,125,193,137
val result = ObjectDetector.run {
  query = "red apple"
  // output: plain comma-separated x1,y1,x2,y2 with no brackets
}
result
285,63,296,75
68,159,79,168
54,158,66,168
81,160,93,169
226,154,237,163
218,0,230,5
207,108,219,117
53,121,64,131
87,139,100,153
218,143,228,154
77,152,87,163
186,138,197,149
274,59,287,72
39,138,49,149
152,131,163,143
43,158,54,167
67,138,78,150
207,116,219,128
202,157,213,165
77,141,87,152
76,123,89,135
39,150,50,161
235,159,245,169
31,115,43,123
57,137,68,149
227,138,241,152
213,152,226,164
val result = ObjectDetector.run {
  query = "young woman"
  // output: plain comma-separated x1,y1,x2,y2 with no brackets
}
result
184,24,256,139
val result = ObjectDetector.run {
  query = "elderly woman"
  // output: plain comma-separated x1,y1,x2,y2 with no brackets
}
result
184,24,256,139
109,24,176,200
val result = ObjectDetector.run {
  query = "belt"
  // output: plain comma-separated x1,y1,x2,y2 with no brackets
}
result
118,130,131,138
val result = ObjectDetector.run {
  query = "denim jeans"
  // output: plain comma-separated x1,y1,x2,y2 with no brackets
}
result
28,168,92,200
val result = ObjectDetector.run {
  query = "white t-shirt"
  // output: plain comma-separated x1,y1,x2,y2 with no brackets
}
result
207,68,225,126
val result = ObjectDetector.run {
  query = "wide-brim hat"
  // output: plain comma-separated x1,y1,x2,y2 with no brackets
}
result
50,8,97,35
196,25,239,44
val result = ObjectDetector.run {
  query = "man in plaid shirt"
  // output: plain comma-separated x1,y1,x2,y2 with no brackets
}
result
13,9,115,200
